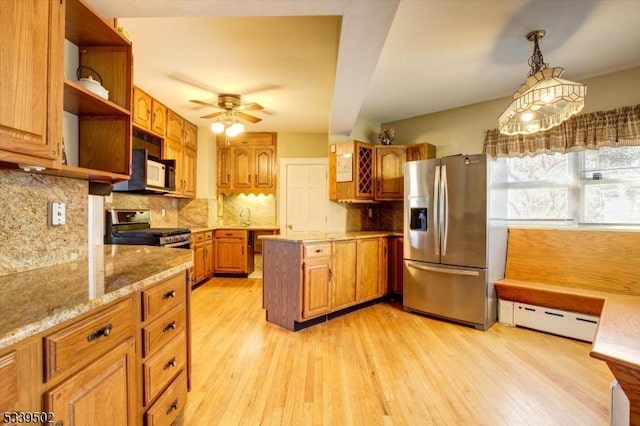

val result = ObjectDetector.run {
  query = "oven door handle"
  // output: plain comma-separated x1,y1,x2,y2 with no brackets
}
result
163,241,191,248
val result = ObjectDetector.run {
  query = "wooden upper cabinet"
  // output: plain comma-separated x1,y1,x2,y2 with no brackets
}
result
330,141,374,201
232,147,253,189
183,121,197,150
166,110,184,144
217,147,232,190
375,146,406,200
151,99,167,136
132,87,152,130
182,147,196,197
406,142,436,162
217,132,276,195
254,147,275,191
0,0,63,169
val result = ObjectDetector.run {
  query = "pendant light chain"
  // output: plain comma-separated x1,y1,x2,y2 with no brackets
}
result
527,31,548,76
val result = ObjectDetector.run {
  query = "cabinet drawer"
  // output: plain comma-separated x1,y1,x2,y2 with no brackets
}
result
44,297,134,382
142,305,186,357
144,370,188,426
192,232,205,244
142,274,186,322
303,243,332,259
143,333,186,405
204,231,213,241
214,229,246,239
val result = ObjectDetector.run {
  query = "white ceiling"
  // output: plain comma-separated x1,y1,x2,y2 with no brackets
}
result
88,0,640,136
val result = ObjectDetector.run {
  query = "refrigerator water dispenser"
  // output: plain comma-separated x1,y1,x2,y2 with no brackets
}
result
410,207,428,231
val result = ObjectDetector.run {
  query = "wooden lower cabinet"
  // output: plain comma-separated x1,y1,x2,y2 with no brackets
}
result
332,240,357,310
138,273,189,424
44,338,136,426
263,237,392,330
192,230,214,285
302,256,332,319
357,238,383,302
214,229,253,275
390,237,404,294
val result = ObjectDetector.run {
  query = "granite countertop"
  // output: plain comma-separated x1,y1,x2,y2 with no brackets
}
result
259,230,402,243
0,245,193,349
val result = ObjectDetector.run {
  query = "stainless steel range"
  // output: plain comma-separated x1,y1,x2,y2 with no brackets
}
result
105,209,191,248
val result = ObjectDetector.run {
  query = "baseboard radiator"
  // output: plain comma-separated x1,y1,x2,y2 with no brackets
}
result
498,300,599,342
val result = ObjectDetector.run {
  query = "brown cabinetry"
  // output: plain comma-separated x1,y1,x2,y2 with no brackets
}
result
375,146,406,200
331,240,358,311
138,273,189,425
330,141,375,202
390,236,404,294
216,132,277,195
1,0,133,182
263,237,390,330
214,229,254,275
44,338,136,426
43,296,137,425
192,230,214,285
163,112,197,198
0,0,62,169
406,142,436,162
301,242,333,319
133,86,167,137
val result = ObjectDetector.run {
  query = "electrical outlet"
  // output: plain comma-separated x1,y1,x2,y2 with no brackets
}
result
368,207,373,218
49,202,66,226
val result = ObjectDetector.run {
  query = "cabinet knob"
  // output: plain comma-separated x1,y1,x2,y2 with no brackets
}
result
287,224,293,230
163,321,177,333
163,357,177,370
167,399,179,414
87,323,112,342
162,290,176,299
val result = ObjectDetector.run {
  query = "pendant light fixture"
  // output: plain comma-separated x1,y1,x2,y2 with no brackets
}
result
498,30,586,135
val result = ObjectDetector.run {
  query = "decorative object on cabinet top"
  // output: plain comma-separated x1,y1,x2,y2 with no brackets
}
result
378,128,395,145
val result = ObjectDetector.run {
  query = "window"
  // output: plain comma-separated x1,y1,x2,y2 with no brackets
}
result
500,146,640,226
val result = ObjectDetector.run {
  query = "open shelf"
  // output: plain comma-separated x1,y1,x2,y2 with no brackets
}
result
64,79,130,117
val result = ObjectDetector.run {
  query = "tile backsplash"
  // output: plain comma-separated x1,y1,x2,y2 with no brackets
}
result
0,171,88,276
344,201,403,232
220,194,276,226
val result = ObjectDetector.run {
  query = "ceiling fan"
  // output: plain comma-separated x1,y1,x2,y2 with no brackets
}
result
190,94,264,136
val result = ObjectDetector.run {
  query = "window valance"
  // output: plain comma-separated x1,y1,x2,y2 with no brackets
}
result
483,104,640,158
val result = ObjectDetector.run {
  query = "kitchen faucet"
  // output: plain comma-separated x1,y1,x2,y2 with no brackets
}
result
240,207,252,226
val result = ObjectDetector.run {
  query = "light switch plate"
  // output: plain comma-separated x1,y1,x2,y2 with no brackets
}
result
50,202,66,226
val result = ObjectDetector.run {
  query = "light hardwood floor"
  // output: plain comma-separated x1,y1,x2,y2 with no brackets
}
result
185,277,613,425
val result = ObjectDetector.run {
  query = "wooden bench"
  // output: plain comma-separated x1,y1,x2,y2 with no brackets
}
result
495,227,640,316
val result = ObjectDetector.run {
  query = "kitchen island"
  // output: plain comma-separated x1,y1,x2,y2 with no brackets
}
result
261,231,401,330
0,245,193,425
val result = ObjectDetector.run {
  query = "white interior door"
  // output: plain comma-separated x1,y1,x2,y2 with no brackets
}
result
280,158,327,234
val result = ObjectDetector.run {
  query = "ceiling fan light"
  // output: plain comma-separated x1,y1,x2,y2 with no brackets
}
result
211,122,225,133
231,122,245,134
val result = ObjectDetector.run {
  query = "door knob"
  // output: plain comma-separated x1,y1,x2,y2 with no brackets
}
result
287,224,292,230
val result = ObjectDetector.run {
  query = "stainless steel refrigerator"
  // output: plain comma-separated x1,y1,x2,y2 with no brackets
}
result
403,154,507,330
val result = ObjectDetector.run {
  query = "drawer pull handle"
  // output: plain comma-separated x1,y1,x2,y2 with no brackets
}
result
163,290,176,299
167,399,179,414
87,323,113,342
226,232,232,236
163,321,177,332
315,249,323,253
164,357,177,370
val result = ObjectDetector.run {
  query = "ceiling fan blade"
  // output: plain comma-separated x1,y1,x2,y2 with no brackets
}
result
190,99,220,109
200,111,225,119
236,102,263,111
237,111,262,123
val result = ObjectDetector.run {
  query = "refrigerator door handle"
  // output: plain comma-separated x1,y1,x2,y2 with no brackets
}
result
441,165,449,256
406,261,480,276
433,165,440,256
